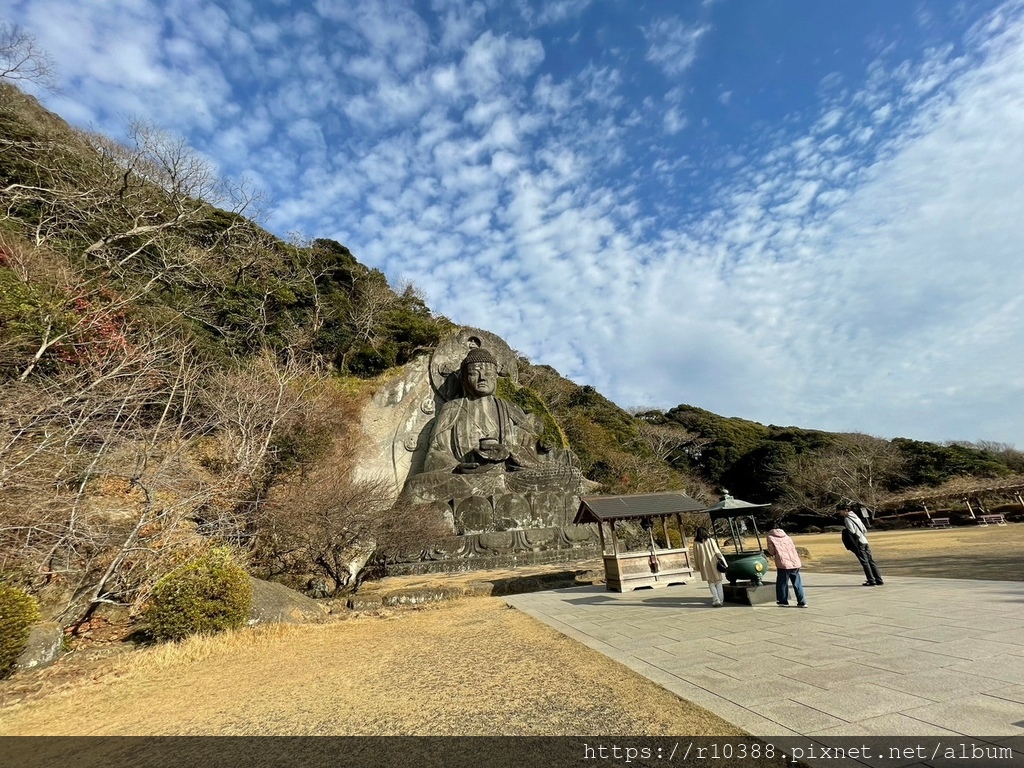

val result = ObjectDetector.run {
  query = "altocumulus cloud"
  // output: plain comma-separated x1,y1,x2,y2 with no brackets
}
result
8,0,1024,446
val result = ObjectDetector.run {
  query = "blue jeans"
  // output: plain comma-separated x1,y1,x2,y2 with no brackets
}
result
776,568,805,605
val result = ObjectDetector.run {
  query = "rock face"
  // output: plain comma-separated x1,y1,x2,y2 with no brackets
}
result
352,327,600,574
247,578,329,626
14,621,64,671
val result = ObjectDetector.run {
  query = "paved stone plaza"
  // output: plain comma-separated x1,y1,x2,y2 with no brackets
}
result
507,572,1024,739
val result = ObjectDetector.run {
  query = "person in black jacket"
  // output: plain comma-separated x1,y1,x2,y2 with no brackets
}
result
840,504,884,586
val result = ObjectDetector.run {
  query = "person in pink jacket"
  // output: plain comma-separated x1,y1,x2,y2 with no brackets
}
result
765,523,807,607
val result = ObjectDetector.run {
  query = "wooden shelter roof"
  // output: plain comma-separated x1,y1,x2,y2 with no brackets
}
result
876,475,1024,511
574,491,705,525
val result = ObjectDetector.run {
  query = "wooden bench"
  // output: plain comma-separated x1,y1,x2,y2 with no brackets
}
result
977,514,1007,526
926,517,951,529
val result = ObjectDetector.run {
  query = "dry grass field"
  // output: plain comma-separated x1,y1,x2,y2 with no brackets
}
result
0,523,1020,737
794,522,1024,581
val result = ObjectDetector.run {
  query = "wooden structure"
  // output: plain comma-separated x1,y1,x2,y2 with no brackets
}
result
574,492,704,592
878,477,1024,526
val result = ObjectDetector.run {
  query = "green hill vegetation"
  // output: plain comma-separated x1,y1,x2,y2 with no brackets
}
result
2,69,1022,643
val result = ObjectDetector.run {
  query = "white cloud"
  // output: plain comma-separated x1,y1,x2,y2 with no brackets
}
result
10,0,1024,449
663,107,687,134
643,17,710,77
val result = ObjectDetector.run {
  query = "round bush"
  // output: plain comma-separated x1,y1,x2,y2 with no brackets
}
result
143,548,253,642
0,583,40,677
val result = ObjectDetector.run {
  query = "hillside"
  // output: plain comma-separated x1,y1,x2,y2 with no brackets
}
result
2,78,1022,639
0,81,703,628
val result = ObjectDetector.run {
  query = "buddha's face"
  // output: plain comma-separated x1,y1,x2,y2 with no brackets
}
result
462,362,497,397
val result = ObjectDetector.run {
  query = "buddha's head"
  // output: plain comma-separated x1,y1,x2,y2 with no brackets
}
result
460,347,498,398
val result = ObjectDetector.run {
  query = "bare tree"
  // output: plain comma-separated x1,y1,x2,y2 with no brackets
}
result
636,419,712,463
0,23,56,91
346,273,398,346
787,433,905,514
0,110,263,288
0,318,217,626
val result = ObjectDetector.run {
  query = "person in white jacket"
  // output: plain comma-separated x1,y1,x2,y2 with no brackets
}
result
765,524,807,607
840,504,884,586
692,527,727,606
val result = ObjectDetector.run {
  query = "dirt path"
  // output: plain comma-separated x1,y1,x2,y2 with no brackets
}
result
1,524,1020,736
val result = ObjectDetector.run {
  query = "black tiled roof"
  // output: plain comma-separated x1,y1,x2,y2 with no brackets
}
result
574,491,705,524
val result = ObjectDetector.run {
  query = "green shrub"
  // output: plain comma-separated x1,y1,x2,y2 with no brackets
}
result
143,548,253,642
0,583,40,677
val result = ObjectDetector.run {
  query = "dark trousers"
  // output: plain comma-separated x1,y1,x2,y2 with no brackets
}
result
854,543,883,584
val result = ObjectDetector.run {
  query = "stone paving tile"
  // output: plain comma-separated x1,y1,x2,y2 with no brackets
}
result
768,643,877,667
705,656,812,681
792,682,935,721
753,699,850,734
628,645,683,663
713,630,781,647
813,712,964,738
617,656,690,689
727,713,803,737
986,685,1024,704
781,662,895,689
817,623,902,641
944,655,1024,684
644,651,749,675
900,693,1024,737
603,635,683,652
892,624,991,643
573,628,635,644
867,667,1009,702
921,638,1024,661
854,651,960,675
671,690,804,737
938,616,1024,632
807,722,876,737
662,665,750,689
843,636,942,657
656,636,755,655
704,675,824,708
758,620,841,636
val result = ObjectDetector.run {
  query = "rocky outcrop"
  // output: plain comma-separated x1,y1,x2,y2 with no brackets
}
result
247,578,329,626
14,621,64,671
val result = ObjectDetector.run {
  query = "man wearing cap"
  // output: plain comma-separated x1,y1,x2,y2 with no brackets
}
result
840,504,884,586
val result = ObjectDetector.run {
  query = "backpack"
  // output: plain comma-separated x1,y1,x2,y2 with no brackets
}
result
841,527,859,553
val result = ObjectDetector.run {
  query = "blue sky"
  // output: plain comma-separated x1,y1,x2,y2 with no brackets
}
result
7,0,1024,447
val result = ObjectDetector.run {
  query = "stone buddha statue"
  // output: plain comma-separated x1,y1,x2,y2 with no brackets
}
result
403,345,589,533
423,347,561,475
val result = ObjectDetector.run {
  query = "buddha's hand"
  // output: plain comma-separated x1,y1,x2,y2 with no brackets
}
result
475,439,511,463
